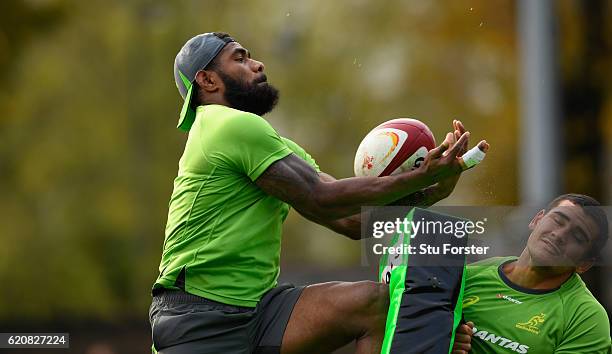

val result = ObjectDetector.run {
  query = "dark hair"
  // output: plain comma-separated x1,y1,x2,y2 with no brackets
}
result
192,32,232,107
545,193,609,259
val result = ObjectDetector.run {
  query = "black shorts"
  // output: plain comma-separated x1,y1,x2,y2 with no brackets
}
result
149,284,304,354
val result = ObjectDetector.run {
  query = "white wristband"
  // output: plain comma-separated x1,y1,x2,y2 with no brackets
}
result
460,145,486,170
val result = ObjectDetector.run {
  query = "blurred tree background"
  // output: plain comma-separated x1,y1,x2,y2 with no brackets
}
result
0,0,610,352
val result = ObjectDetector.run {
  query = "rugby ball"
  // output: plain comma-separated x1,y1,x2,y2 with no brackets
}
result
354,118,436,177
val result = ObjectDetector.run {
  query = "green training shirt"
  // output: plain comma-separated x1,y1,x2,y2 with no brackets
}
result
462,257,611,354
154,104,320,307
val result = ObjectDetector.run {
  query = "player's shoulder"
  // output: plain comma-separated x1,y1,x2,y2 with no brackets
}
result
554,278,611,353
561,274,610,323
280,137,320,172
281,137,303,152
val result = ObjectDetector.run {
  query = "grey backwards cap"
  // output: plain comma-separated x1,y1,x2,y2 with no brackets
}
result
174,33,235,131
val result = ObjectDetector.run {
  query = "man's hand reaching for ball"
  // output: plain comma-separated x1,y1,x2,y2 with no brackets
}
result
425,120,490,199
416,122,469,181
454,120,490,171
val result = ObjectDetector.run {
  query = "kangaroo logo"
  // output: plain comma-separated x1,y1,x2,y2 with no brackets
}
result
516,313,545,335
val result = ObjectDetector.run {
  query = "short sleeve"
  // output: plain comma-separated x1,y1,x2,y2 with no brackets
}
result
213,112,292,181
281,137,321,173
555,301,611,354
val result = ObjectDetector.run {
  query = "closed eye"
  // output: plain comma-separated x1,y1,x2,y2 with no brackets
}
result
573,229,589,244
551,211,570,225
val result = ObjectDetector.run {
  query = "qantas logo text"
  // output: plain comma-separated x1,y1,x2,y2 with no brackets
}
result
472,325,530,353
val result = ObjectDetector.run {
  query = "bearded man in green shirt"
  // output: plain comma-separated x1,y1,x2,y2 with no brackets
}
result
149,32,488,354
463,194,611,354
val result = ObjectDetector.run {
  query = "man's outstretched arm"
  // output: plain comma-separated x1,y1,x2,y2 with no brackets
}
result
315,173,451,240
255,131,470,222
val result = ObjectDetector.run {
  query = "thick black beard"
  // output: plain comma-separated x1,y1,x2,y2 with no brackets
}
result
217,70,279,116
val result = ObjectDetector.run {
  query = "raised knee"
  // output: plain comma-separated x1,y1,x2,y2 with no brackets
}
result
351,281,389,337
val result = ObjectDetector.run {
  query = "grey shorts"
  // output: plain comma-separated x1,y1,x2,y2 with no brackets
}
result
149,284,304,354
